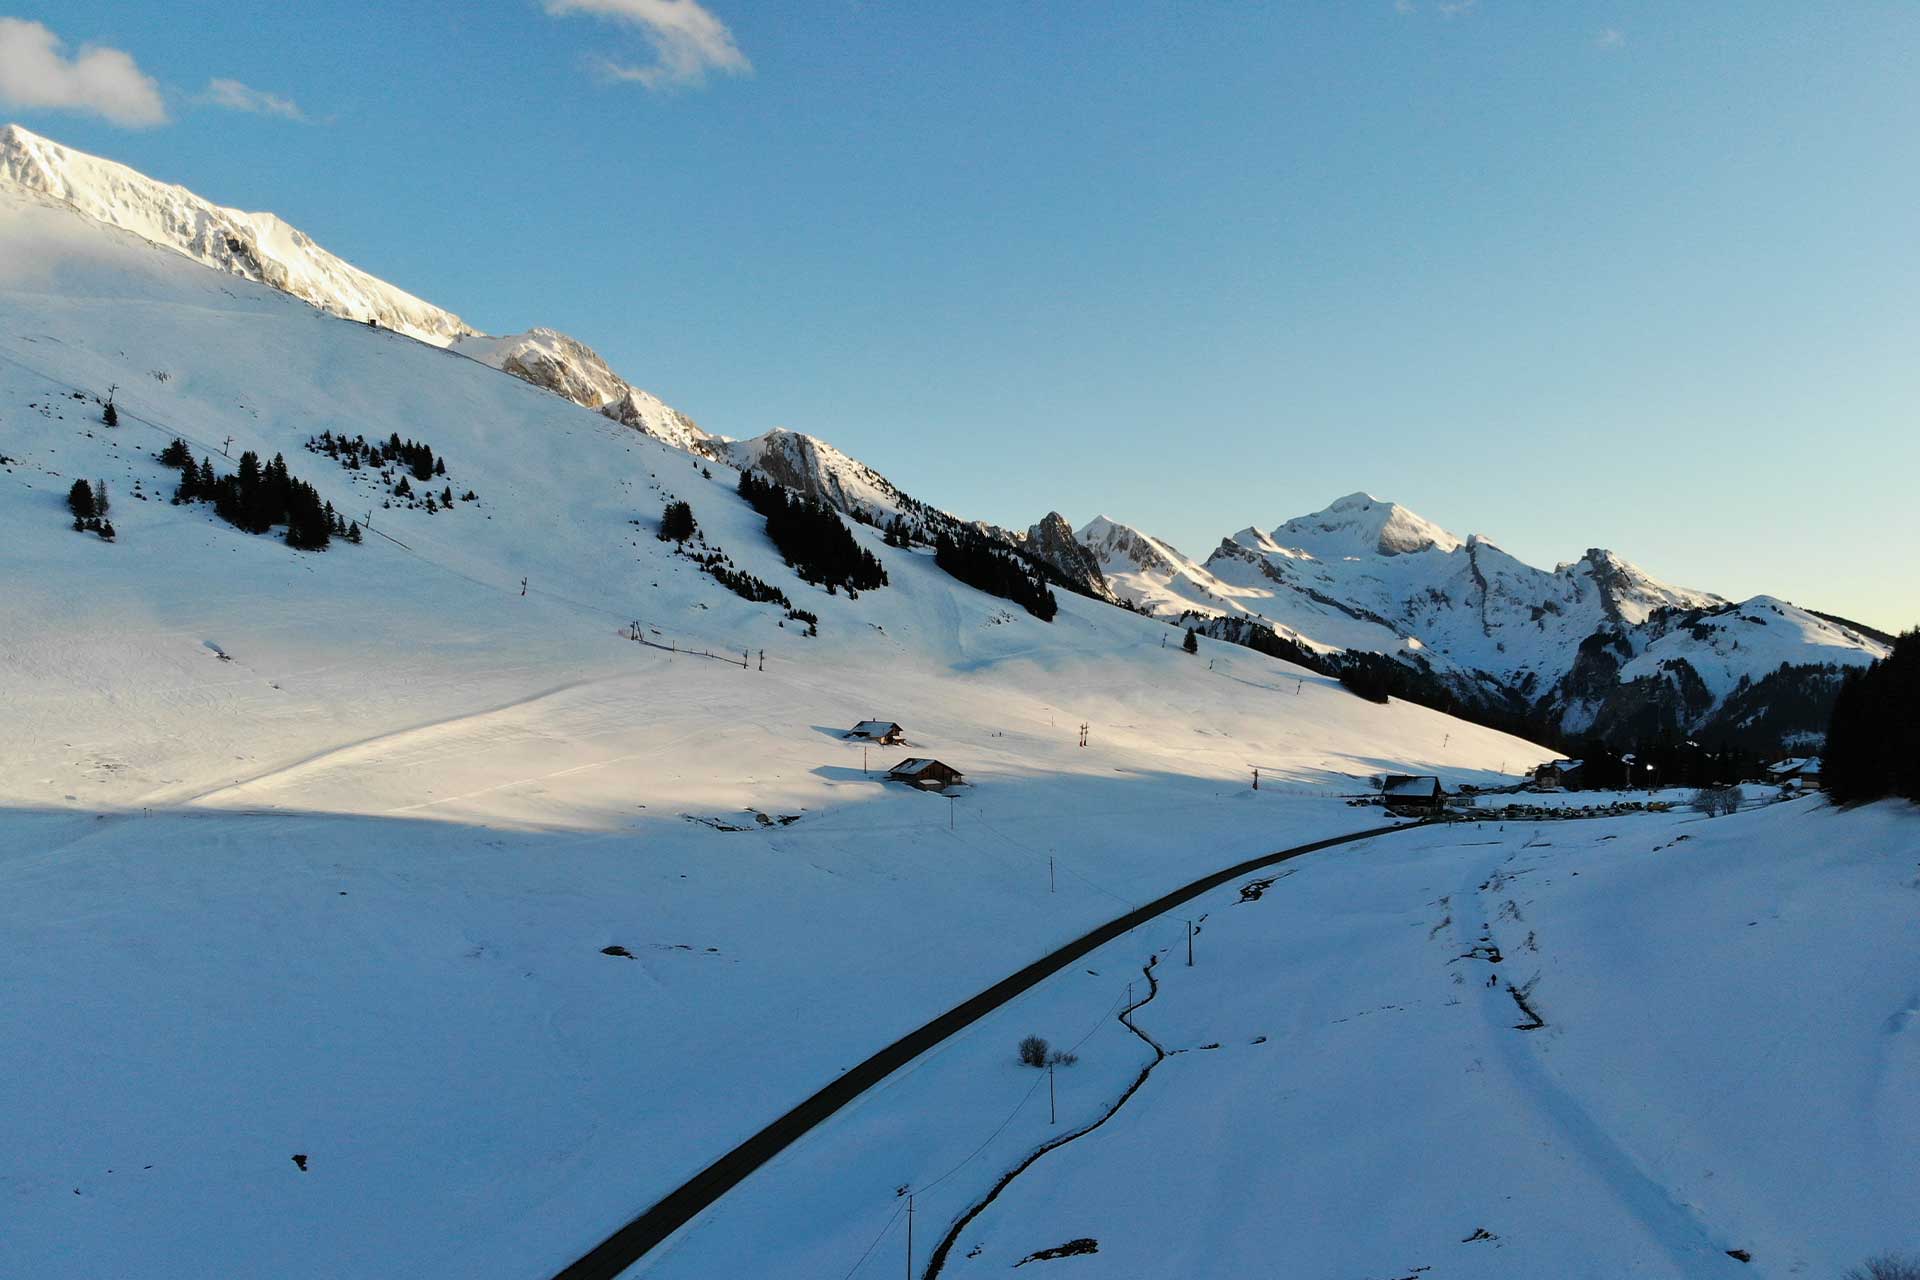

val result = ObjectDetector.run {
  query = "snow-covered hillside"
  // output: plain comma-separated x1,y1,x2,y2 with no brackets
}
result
0,176,1553,1278
0,123,476,346
0,124,722,455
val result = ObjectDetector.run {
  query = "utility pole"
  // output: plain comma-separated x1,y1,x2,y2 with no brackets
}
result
947,794,955,830
905,1194,914,1279
1186,919,1194,966
222,434,234,457
1251,767,1259,791
1049,854,1055,894
1125,981,1133,1029
1049,1062,1056,1124
863,746,869,777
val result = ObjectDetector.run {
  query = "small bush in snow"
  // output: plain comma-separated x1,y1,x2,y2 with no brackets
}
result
1018,1035,1049,1068
1692,786,1741,817
1844,1255,1920,1280
1047,1049,1078,1067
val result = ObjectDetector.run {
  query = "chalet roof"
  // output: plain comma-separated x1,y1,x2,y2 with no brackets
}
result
1382,775,1443,799
890,758,943,776
1767,756,1822,776
851,720,902,736
1549,759,1584,772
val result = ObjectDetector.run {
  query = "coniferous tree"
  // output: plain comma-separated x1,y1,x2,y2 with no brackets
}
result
1825,630,1920,803
660,499,697,542
159,438,192,468
1183,628,1199,654
67,478,95,519
102,401,117,427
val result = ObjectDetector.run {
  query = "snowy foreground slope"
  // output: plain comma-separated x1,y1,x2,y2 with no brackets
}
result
0,182,1546,1277
645,799,1920,1280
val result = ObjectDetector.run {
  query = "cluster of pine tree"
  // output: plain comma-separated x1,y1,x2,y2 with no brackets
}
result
163,438,353,549
1824,630,1920,803
932,528,1058,621
307,430,443,481
737,471,888,595
659,500,697,543
881,515,917,548
66,478,115,539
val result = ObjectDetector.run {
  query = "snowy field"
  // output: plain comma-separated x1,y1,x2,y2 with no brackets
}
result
2,179,1914,1280
639,798,1920,1280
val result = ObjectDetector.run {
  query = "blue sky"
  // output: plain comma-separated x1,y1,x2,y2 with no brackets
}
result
7,2,1917,631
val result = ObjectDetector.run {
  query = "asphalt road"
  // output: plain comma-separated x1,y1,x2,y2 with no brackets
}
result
548,818,1416,1280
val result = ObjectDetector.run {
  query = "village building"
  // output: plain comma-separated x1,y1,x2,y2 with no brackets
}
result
1767,756,1824,790
1533,759,1584,791
847,720,905,745
887,758,965,790
1381,774,1446,816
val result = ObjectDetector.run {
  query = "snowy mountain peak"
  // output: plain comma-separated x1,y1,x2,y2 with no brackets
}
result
0,123,476,346
1273,493,1465,559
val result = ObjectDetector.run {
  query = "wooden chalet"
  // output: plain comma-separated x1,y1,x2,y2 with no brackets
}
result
847,720,905,745
1381,774,1446,816
887,758,965,790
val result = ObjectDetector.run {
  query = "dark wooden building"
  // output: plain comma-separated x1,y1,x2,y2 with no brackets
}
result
887,758,965,790
848,720,905,745
1381,774,1446,815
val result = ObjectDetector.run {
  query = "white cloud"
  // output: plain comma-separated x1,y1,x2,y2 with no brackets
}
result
1394,1,1417,13
201,77,306,121
544,0,751,91
1595,27,1626,50
0,18,167,127
1437,0,1477,16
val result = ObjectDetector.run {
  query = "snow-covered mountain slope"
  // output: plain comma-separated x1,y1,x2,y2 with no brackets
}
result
0,180,1560,1279
0,123,721,455
1079,495,1887,749
451,327,717,453
0,123,476,346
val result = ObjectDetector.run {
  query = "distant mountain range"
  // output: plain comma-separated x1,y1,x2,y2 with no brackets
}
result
3,122,1885,754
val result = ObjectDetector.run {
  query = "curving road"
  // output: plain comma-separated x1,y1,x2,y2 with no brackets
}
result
548,819,1417,1280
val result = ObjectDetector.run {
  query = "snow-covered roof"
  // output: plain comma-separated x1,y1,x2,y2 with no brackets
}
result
850,720,901,736
889,758,944,776
1544,758,1584,772
1382,775,1443,798
1768,757,1822,776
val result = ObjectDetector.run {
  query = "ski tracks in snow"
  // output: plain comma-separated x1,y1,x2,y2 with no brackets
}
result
1452,846,1746,1275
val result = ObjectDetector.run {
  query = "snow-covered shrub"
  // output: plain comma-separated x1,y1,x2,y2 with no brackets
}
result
1018,1035,1049,1067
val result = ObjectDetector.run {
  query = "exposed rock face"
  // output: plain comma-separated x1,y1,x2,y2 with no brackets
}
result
453,328,717,454
1016,513,1113,602
721,429,914,521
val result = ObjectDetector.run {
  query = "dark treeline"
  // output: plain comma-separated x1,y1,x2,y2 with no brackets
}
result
163,438,351,549
1825,630,1919,803
934,527,1058,621
737,471,887,595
